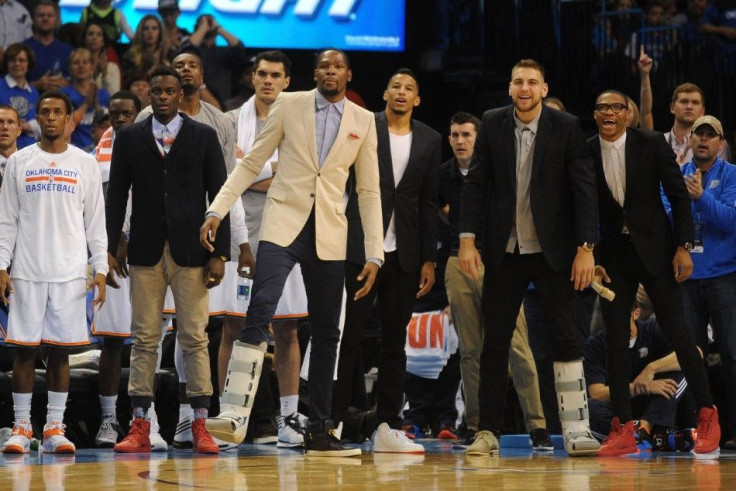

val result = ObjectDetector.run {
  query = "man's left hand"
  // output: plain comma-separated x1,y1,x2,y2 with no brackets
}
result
88,272,107,309
673,247,693,282
684,170,704,200
203,256,225,288
416,261,435,298
571,247,595,290
354,261,379,300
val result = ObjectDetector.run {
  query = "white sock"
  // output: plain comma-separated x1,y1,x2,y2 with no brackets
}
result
12,392,32,423
179,403,192,422
46,391,68,424
100,395,117,419
280,395,299,417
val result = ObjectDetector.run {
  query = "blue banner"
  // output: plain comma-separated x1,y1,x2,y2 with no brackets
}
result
60,0,405,52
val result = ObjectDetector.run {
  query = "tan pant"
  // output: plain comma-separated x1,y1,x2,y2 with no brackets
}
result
128,242,212,405
444,256,546,431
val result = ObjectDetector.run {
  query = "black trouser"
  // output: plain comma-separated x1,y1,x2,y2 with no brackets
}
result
478,252,580,434
403,351,461,432
334,252,419,429
240,211,344,429
600,235,713,423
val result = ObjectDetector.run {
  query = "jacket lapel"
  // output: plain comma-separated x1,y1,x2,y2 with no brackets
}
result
302,89,319,170
531,108,550,180
623,128,635,207
503,107,516,188
141,115,160,157
375,111,395,189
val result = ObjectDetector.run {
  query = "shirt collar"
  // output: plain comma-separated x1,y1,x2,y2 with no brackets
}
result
513,109,541,134
4,74,31,93
599,131,627,151
152,113,183,134
315,90,345,115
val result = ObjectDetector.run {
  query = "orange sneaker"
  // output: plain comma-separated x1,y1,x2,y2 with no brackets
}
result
598,417,637,457
114,418,151,453
192,419,219,454
3,421,33,454
42,422,75,454
693,406,720,460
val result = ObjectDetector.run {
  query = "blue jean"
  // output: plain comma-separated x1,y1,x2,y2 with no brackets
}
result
682,271,736,439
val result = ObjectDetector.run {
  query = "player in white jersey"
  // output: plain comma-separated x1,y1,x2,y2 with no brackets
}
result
0,90,108,454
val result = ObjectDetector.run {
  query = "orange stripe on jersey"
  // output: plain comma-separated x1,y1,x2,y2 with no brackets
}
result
55,177,78,184
25,176,50,182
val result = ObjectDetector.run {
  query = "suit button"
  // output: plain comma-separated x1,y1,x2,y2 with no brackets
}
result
317,173,321,177
163,170,167,175
164,193,168,198
310,193,315,198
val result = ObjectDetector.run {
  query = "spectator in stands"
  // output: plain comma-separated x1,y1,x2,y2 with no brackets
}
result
0,105,22,184
25,0,73,92
62,47,111,152
158,0,189,60
680,0,709,46
122,15,168,85
594,0,640,54
79,0,135,44
701,0,736,68
186,14,246,110
626,96,640,127
225,58,255,111
0,90,108,455
0,43,40,148
90,109,109,146
665,115,736,451
127,72,150,109
81,21,121,96
0,0,32,51
585,301,693,447
543,97,565,111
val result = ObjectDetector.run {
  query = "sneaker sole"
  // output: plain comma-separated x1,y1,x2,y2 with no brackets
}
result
277,440,304,448
44,444,75,454
193,446,220,454
466,448,499,456
172,440,193,449
373,449,426,454
3,445,29,454
253,436,278,444
532,445,555,452
306,448,361,457
114,444,152,453
692,448,720,460
95,440,117,449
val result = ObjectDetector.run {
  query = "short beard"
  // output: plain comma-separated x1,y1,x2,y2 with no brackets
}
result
318,85,339,99
183,83,198,96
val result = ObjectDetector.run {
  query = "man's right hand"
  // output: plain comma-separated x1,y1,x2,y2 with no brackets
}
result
0,270,12,306
637,46,652,76
458,237,483,281
107,252,124,289
354,261,379,300
200,215,222,252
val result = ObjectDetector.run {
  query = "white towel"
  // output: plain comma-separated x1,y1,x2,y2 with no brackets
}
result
236,96,278,183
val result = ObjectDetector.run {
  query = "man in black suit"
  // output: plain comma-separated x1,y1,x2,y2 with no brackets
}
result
458,59,600,456
105,65,230,454
587,89,720,459
335,68,440,453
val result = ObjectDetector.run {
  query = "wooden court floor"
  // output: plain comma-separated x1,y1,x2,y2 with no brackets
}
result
1,440,735,490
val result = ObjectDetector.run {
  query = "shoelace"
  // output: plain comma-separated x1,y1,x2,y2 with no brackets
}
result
129,420,148,436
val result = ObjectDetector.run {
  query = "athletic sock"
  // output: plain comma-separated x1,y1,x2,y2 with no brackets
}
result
100,395,117,419
280,394,299,417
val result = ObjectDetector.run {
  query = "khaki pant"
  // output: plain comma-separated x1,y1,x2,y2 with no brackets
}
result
128,242,212,406
444,256,545,431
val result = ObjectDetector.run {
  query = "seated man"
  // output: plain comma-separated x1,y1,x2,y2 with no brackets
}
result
584,300,698,449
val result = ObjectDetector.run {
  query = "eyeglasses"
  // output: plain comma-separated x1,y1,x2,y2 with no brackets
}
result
595,103,627,114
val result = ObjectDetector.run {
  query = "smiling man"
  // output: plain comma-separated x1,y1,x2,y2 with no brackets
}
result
587,90,720,459
458,59,599,457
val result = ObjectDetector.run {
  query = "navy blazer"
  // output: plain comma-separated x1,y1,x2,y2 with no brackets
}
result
106,114,230,267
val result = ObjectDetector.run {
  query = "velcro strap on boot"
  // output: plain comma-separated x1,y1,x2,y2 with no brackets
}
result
222,392,252,407
229,359,263,377
555,379,585,393
559,407,589,422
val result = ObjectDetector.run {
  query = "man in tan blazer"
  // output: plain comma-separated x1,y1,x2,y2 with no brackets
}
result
200,49,382,457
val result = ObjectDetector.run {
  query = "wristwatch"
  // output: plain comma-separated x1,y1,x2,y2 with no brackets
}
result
580,242,595,253
680,242,693,252
217,255,227,262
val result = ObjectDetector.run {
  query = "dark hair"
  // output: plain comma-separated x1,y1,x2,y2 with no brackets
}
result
0,104,21,124
596,89,630,106
174,45,203,63
1,43,35,73
511,59,546,80
149,65,183,86
254,50,292,78
389,68,419,92
544,97,566,112
314,48,351,70
37,90,73,115
110,90,142,113
450,111,480,132
126,71,150,87
82,19,112,49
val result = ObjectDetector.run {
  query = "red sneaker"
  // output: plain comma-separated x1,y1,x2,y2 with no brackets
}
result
437,424,458,440
114,418,151,453
599,417,637,457
192,419,219,454
693,406,720,460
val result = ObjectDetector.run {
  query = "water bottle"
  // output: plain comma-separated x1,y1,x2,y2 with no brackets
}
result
237,267,252,301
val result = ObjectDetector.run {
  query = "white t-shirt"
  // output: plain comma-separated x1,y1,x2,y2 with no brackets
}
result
0,143,108,281
383,131,412,253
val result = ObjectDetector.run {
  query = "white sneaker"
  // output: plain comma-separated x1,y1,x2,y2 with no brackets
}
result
2,422,33,454
213,436,239,451
0,427,13,448
42,422,75,454
372,423,425,454
277,413,307,448
173,415,193,449
95,416,122,448
148,413,168,452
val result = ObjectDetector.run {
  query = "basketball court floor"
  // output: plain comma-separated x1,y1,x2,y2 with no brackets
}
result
1,439,734,490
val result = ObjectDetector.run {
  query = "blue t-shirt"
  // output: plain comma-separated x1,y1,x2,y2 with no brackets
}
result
62,85,110,152
0,77,40,149
23,37,74,82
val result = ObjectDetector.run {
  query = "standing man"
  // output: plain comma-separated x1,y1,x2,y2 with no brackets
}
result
587,90,720,458
439,111,549,449
0,91,107,454
336,68,440,454
670,115,736,450
201,48,382,457
0,104,23,185
458,59,600,456
107,66,229,454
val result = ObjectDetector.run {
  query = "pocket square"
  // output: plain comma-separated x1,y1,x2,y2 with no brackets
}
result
348,132,360,140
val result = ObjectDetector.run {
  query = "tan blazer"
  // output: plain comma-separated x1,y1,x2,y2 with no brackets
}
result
209,89,384,262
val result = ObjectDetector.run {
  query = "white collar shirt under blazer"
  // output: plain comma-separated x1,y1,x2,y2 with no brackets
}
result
209,89,383,262
0,143,108,281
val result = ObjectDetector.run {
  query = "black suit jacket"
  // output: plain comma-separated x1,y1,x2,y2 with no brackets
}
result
459,105,598,272
587,128,694,277
106,114,230,267
346,111,441,272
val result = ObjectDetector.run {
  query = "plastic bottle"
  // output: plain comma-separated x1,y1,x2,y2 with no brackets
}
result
237,267,252,301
